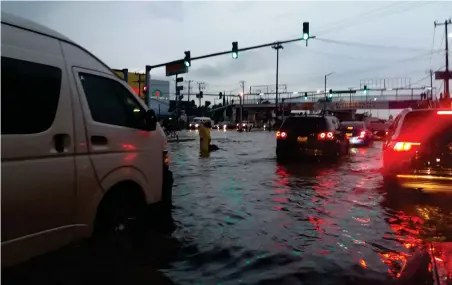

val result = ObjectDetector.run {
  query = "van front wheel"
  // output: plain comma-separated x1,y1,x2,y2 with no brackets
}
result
94,186,147,244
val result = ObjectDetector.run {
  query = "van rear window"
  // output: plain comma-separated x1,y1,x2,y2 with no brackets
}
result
1,57,62,135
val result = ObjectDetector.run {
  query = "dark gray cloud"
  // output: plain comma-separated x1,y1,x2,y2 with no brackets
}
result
2,1,450,93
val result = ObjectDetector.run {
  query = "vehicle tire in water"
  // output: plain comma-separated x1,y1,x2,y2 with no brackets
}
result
94,185,147,246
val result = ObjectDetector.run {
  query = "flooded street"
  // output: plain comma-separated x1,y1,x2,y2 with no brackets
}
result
165,130,452,285
4,130,452,285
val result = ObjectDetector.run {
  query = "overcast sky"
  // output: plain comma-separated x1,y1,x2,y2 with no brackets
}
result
2,1,451,96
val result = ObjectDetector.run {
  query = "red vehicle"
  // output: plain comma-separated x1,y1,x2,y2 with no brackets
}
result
382,109,452,192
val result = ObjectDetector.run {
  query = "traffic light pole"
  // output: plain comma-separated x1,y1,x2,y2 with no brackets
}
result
145,36,316,70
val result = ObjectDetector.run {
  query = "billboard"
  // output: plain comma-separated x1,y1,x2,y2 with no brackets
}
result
113,70,170,100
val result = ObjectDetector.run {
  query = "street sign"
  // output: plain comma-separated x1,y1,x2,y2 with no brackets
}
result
166,60,188,76
435,71,452,80
332,90,357,94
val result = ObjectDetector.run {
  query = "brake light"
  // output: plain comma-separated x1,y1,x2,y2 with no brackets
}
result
318,132,334,140
437,110,452,115
276,131,287,139
393,142,421,151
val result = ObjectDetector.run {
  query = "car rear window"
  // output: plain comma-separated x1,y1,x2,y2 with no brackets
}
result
400,111,452,137
341,122,365,129
281,117,327,133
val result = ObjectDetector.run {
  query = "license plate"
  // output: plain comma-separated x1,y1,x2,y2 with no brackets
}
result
297,136,308,143
346,133,352,137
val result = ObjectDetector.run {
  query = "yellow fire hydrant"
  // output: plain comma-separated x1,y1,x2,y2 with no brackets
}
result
198,122,211,157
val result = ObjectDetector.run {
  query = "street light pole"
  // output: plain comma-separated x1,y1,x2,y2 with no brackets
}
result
324,72,334,97
273,43,284,117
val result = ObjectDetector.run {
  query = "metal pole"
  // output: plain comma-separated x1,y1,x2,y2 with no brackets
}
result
273,43,284,117
240,95,243,123
445,20,450,100
175,74,179,119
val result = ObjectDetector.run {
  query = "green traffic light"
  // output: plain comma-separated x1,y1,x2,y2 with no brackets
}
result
232,52,238,59
184,60,191,67
302,33,309,40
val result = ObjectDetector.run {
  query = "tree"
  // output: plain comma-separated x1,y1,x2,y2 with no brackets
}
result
205,101,211,108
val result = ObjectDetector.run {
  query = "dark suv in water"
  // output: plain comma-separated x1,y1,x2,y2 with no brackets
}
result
276,115,350,161
382,109,452,192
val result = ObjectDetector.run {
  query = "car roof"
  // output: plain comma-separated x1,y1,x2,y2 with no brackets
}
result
1,12,75,44
342,121,364,124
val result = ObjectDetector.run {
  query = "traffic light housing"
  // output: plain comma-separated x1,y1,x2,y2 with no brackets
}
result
303,22,309,40
176,77,184,95
304,92,308,100
328,89,333,98
219,92,223,99
363,85,368,95
232,41,238,59
184,51,191,67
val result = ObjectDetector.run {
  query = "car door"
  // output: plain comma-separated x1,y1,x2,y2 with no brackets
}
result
1,25,75,266
72,68,162,203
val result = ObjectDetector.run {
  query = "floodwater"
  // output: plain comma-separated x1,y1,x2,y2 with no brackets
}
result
165,130,452,285
3,130,452,285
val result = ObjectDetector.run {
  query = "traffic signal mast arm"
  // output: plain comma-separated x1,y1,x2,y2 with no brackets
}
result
146,36,316,70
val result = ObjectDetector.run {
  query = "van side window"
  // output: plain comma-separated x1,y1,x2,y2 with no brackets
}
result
1,57,62,135
79,73,147,130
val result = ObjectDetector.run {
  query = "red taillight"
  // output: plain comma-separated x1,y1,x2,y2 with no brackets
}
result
437,110,452,115
318,132,334,140
359,131,366,138
393,141,421,152
276,131,287,139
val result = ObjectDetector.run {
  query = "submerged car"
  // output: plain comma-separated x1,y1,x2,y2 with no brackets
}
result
341,121,373,147
382,109,452,192
276,115,349,161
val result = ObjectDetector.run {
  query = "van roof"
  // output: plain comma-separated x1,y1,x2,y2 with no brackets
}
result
1,12,75,44
1,12,126,86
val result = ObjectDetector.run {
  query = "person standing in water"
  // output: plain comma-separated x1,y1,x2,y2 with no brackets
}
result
198,121,211,156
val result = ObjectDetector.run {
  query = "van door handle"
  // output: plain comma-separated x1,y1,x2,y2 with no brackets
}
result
53,134,70,153
91,136,108,145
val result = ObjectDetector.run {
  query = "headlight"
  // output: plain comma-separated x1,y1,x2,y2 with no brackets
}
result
195,124,199,127
189,124,192,127
163,151,169,167
242,124,246,126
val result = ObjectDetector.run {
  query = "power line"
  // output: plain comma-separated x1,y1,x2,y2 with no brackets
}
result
315,2,428,36
315,37,440,52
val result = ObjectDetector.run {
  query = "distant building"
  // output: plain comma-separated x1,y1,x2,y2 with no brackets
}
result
113,69,171,115
113,70,170,101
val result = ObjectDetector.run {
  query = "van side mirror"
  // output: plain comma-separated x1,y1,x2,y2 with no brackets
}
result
146,109,157,131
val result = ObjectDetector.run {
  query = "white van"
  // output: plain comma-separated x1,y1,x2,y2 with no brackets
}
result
1,13,173,267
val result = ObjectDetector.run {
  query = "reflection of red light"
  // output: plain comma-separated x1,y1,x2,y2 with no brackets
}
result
121,143,136,150
155,90,161,97
360,259,367,268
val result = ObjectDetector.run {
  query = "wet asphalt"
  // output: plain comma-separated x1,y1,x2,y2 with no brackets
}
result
3,130,452,285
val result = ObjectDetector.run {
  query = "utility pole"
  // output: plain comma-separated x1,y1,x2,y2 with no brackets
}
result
435,19,452,101
197,81,205,115
186,80,193,102
272,43,284,116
